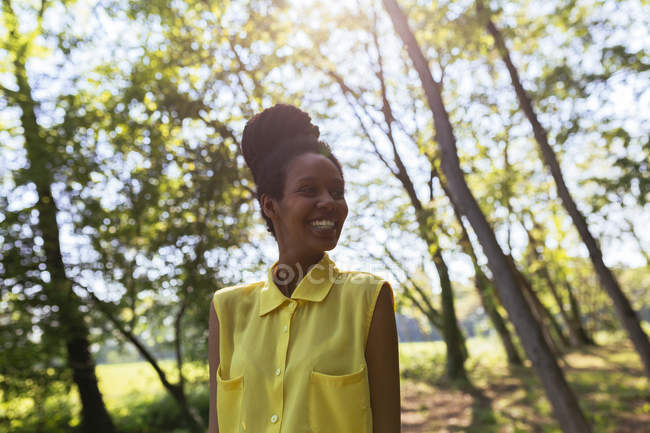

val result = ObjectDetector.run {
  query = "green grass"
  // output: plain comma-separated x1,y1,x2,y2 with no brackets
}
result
3,333,648,433
398,333,649,433
97,360,208,409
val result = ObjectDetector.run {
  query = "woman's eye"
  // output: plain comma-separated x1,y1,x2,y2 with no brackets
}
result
332,189,345,199
299,186,316,194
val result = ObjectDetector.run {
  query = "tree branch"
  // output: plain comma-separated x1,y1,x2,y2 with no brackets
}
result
76,283,178,391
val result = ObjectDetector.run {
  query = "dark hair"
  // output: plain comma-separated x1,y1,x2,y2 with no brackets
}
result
241,104,344,238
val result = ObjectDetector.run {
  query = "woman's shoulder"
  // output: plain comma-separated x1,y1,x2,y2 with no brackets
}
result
334,270,395,312
212,280,265,304
335,270,387,290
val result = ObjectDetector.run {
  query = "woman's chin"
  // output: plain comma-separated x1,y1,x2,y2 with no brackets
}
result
306,236,339,252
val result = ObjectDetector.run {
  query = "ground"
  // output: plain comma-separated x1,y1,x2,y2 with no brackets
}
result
399,337,649,432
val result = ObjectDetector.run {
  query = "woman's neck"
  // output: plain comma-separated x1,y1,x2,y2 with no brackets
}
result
273,250,324,297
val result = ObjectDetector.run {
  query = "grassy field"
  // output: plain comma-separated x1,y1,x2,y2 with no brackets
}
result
3,332,648,432
398,332,649,433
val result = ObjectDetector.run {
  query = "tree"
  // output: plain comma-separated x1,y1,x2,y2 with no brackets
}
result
381,0,592,431
0,1,115,432
477,0,650,379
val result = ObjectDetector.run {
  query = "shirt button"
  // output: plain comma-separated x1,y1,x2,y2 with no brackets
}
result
271,414,278,423
275,368,281,375
283,325,288,333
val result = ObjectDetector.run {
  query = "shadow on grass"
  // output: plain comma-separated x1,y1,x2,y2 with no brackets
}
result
464,385,499,433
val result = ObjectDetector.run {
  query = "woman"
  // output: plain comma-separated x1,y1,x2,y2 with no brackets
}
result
208,104,400,433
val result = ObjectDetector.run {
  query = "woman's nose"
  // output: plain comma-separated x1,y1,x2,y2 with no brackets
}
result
316,191,336,209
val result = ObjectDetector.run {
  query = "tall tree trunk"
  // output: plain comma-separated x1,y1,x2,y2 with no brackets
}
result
432,247,469,382
381,247,470,375
381,1,592,431
174,298,204,432
10,36,115,433
413,211,469,382
329,47,469,382
437,167,523,365
474,264,524,365
479,3,650,378
509,255,570,353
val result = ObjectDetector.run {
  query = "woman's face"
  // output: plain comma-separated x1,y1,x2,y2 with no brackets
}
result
265,152,348,260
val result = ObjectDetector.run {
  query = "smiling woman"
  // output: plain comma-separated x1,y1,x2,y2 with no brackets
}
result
208,104,401,433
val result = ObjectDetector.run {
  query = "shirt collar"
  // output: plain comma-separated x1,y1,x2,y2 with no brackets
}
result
259,251,338,317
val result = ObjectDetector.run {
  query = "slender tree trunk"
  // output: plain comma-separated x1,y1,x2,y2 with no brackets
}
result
542,271,578,346
566,282,595,345
438,167,523,365
11,41,115,433
432,248,469,382
383,127,470,382
381,1,591,431
381,246,467,380
86,290,204,433
508,254,570,353
474,265,524,364
174,298,204,431
525,229,583,346
524,228,580,346
480,3,650,378
414,207,469,381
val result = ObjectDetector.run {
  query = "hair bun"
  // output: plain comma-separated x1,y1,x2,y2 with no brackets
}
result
241,104,320,177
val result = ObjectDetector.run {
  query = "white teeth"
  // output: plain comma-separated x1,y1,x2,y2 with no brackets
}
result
311,219,335,228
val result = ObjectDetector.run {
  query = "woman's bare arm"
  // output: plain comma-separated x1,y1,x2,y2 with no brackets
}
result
365,282,401,432
208,299,220,433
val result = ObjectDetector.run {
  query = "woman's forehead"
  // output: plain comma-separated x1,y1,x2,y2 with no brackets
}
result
286,153,343,181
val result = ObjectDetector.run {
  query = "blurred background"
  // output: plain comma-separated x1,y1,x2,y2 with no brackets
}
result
1,0,648,432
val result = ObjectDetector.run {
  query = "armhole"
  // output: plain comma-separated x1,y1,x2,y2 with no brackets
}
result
212,291,223,345
212,291,220,321
364,279,394,348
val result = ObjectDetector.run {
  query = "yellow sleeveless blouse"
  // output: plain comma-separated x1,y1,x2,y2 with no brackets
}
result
212,251,394,433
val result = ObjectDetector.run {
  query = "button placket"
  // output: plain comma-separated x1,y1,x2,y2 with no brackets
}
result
270,300,298,430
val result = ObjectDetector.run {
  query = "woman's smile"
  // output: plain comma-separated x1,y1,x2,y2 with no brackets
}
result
308,218,338,237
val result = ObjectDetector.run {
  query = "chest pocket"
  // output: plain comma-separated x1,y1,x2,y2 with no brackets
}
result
216,364,245,433
309,365,371,433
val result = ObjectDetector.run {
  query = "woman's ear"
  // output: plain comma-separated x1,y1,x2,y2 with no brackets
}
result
260,193,278,220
